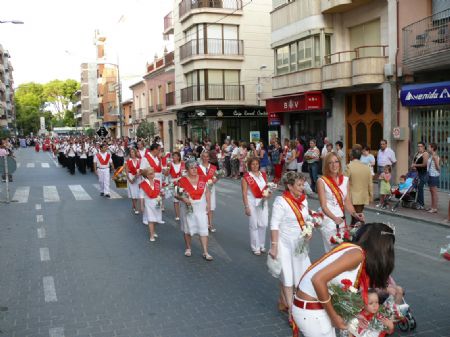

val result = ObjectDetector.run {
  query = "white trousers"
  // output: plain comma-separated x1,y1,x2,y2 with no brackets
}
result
292,300,336,337
98,168,110,195
249,226,266,252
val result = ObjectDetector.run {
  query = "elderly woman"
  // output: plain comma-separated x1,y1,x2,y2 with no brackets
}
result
317,153,364,252
176,160,213,261
125,148,142,214
241,157,271,255
269,171,311,318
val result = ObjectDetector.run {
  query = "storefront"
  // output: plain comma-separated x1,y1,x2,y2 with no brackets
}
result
400,81,450,191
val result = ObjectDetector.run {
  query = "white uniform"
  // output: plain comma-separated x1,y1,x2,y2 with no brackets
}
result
270,196,311,287
127,159,141,199
140,153,163,183
180,184,208,237
139,179,162,224
319,176,349,252
247,172,269,253
170,163,183,204
94,152,112,195
199,164,216,211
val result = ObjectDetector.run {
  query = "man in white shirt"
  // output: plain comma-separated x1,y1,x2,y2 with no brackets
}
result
94,143,114,198
376,139,396,197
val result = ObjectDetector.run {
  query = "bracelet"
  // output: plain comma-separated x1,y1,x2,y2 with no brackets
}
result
271,242,278,245
318,295,331,304
244,205,249,209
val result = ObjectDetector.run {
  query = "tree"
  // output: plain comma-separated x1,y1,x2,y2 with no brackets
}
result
136,121,156,140
14,82,46,135
85,128,95,137
43,79,80,120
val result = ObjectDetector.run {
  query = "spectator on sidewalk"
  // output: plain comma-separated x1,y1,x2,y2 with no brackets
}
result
427,143,440,213
320,137,330,158
377,140,396,197
295,138,304,173
285,141,298,172
345,145,373,225
411,142,429,210
361,146,375,176
304,139,321,192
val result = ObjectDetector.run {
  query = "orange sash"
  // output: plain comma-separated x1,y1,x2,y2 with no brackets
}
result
197,164,217,180
282,191,306,230
243,172,267,198
144,153,162,173
178,176,207,200
321,175,345,213
139,179,160,199
96,153,111,166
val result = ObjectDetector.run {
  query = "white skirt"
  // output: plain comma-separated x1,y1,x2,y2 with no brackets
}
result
278,235,311,287
210,184,216,211
127,175,141,199
180,196,208,236
143,197,162,224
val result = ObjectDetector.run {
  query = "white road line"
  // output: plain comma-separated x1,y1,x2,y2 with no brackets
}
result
43,186,60,202
41,163,50,168
68,185,92,200
93,184,122,199
35,204,42,210
26,163,35,168
13,186,30,203
49,327,65,337
40,248,50,261
43,276,57,302
47,152,60,167
17,163,21,168
37,227,46,239
396,245,443,263
36,214,43,223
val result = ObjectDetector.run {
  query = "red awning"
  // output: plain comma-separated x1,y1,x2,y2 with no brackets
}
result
266,91,324,113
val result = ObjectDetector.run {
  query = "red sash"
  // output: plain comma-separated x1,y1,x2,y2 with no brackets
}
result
243,172,267,198
178,176,207,200
96,153,111,166
161,153,171,167
127,158,140,176
137,149,149,159
197,164,217,180
169,162,185,179
282,191,306,230
144,153,162,173
321,175,345,213
139,179,160,199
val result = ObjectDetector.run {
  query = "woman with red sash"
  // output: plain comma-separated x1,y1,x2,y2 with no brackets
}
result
169,152,185,221
317,153,364,252
198,151,218,232
176,160,213,261
126,148,142,214
292,223,395,337
241,157,272,255
269,171,311,318
139,168,163,242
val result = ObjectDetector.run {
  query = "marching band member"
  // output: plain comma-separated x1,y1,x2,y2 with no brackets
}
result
176,160,213,261
65,139,77,175
241,157,271,255
115,140,125,167
58,141,67,167
198,151,218,232
87,141,97,172
139,168,162,242
169,151,185,221
126,148,142,214
76,142,87,174
94,143,115,198
137,140,149,159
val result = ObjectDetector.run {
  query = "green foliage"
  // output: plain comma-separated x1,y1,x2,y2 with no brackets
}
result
43,79,80,117
85,128,95,137
0,128,11,139
136,121,156,140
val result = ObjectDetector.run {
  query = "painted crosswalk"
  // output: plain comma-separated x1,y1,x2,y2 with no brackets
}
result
93,184,122,199
43,186,60,203
12,186,30,203
41,163,50,168
68,185,92,200
26,163,35,168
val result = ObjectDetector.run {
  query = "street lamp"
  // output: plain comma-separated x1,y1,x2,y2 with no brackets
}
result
0,20,24,24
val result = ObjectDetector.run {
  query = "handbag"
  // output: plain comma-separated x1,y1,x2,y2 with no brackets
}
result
266,254,282,278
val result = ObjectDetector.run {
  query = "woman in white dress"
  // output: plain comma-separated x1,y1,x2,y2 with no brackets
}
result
198,151,218,232
317,153,364,252
241,157,271,255
139,168,163,242
176,160,213,261
269,171,311,318
126,148,142,214
169,152,185,221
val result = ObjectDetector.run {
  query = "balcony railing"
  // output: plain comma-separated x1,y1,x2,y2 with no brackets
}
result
179,0,243,18
156,104,164,111
324,45,387,64
181,84,245,104
180,38,244,60
148,106,154,113
166,92,175,106
403,8,450,65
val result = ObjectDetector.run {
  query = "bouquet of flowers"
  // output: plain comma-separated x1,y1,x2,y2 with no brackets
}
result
309,210,324,228
329,279,365,323
155,195,163,208
294,217,314,255
113,166,127,188
260,182,278,210
207,179,214,191
161,181,174,199
330,224,352,245
174,185,193,214
440,236,450,261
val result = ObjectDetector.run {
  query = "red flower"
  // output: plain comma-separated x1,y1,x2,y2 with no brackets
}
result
343,231,351,240
330,237,337,244
341,279,352,290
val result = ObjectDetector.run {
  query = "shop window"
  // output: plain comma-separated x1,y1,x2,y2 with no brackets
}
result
370,122,383,149
346,95,352,116
356,122,367,146
370,92,383,114
356,94,366,115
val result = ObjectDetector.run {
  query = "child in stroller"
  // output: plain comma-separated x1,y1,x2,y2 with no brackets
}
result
389,171,419,212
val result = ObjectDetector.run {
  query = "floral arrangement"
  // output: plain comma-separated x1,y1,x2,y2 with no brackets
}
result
155,195,163,208
295,219,314,255
113,166,127,188
174,185,193,214
440,241,450,261
330,224,352,245
260,182,278,210
214,169,225,178
329,279,365,323
207,179,214,191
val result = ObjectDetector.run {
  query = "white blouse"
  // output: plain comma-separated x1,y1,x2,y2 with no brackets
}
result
270,196,309,239
320,176,348,218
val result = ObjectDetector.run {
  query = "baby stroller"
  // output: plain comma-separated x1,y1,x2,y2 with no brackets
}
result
389,171,419,212
396,297,417,332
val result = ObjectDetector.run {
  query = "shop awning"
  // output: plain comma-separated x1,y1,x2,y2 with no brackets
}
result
400,81,450,106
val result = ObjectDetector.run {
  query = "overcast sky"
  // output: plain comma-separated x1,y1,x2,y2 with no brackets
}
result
1,0,174,99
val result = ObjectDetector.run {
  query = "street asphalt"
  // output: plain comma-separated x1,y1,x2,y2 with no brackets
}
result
0,148,449,337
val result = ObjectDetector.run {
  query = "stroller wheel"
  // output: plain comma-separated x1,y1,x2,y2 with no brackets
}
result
397,319,410,332
408,315,417,330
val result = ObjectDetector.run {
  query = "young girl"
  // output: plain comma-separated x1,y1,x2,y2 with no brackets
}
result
140,168,163,242
169,152,185,221
378,165,391,209
125,148,141,214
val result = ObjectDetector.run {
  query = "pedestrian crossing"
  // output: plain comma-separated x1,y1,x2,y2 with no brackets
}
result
15,162,51,169
9,184,127,204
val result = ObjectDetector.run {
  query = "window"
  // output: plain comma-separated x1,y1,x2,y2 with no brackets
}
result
157,86,163,105
149,89,153,106
290,42,297,72
350,19,381,57
298,37,312,70
276,46,289,75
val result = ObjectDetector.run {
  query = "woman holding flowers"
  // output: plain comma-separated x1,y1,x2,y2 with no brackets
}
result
269,172,311,318
318,152,364,252
176,160,213,261
169,152,185,221
241,157,271,255
198,151,218,232
125,148,142,214
139,168,163,242
292,222,395,337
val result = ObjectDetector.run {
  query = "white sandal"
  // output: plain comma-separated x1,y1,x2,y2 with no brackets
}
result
184,249,191,257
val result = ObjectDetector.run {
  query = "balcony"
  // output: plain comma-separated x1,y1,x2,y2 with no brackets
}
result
403,8,450,72
321,0,371,14
163,12,173,35
180,38,244,63
148,106,154,113
322,51,354,89
179,0,243,21
156,104,164,111
272,68,322,96
166,92,175,106
181,84,245,104
271,0,321,31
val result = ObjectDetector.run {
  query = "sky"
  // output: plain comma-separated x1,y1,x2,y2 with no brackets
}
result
0,0,174,99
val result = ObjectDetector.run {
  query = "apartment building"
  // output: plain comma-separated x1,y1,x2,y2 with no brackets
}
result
0,44,15,134
168,0,273,144
268,0,396,162
122,99,133,137
398,0,450,191
130,51,178,151
74,90,82,127
80,62,99,128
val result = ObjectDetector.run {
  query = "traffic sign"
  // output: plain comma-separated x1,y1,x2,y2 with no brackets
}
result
0,156,17,175
97,126,109,138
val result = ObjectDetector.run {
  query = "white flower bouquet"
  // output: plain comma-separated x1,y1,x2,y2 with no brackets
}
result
155,195,163,208
260,183,278,210
295,218,314,255
175,185,193,214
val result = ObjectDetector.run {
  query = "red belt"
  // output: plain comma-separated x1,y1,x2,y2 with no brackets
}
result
293,298,323,310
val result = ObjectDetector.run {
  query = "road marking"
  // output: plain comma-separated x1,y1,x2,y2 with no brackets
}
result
93,184,122,199
43,186,60,202
49,327,65,337
68,185,92,200
47,152,60,167
36,214,43,223
17,163,21,168
26,163,35,168
37,228,46,239
43,276,57,302
13,186,30,203
41,163,50,168
396,245,443,263
40,248,50,261
35,204,42,210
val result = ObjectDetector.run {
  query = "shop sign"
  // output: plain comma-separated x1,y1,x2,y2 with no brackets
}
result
266,92,324,113
268,112,282,126
185,108,267,118
401,81,450,106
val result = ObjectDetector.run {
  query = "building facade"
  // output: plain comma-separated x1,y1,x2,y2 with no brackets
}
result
168,0,274,144
80,62,99,128
122,99,133,137
0,44,15,134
